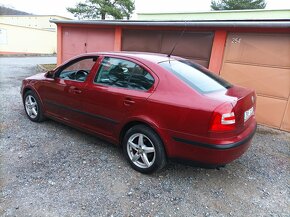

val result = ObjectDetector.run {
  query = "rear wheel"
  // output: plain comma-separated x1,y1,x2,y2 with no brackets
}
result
123,125,167,174
23,90,45,122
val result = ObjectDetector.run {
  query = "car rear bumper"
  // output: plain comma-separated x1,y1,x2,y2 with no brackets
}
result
161,121,257,166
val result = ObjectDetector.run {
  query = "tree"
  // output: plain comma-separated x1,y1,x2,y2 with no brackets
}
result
211,0,266,10
67,0,135,20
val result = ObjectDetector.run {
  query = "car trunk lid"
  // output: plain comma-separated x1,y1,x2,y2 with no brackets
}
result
207,85,256,135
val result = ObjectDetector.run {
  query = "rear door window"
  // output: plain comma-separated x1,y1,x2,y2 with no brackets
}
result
159,60,232,93
94,57,154,91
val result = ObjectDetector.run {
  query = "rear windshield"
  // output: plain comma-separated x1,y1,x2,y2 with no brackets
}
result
159,60,232,93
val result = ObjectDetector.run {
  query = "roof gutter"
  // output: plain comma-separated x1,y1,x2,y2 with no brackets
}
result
50,19,290,28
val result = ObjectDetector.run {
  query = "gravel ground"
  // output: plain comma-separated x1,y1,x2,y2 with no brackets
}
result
0,57,289,217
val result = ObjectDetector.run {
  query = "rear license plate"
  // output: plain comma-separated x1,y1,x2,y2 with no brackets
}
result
244,107,254,122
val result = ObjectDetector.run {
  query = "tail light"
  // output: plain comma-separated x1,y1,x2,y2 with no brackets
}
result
209,102,236,132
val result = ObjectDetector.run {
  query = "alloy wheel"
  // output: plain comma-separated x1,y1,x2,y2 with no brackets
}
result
127,133,156,169
25,95,38,119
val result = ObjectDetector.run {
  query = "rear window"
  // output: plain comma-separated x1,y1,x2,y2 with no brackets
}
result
159,60,232,93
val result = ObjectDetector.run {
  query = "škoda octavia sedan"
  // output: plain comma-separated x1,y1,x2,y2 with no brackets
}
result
21,52,256,173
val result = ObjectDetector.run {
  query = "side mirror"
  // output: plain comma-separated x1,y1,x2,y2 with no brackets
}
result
45,70,55,79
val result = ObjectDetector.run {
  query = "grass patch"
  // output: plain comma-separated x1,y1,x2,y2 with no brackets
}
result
40,64,57,71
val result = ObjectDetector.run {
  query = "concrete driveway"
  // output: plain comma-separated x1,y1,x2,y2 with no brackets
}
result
0,56,56,65
0,57,289,217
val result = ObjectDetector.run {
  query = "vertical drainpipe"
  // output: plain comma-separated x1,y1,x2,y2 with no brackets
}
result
208,30,227,75
56,25,62,66
114,27,122,51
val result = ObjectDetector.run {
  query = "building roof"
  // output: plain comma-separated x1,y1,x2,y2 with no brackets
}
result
51,19,290,29
137,9,290,21
1,15,71,20
0,6,31,15
0,15,71,31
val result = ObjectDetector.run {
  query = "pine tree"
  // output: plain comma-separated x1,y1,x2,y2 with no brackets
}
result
67,0,135,20
211,0,266,10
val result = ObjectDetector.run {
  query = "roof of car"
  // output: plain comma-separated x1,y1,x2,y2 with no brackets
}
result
83,51,178,64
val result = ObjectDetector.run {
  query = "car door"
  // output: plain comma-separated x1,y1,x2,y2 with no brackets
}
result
39,56,98,124
81,56,157,138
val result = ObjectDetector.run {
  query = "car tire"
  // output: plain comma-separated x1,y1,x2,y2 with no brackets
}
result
23,90,45,122
123,125,167,174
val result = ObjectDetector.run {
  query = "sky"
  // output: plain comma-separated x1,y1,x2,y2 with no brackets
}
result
1,0,290,19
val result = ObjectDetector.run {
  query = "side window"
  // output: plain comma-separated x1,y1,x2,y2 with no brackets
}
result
94,57,132,88
58,57,97,82
94,57,154,91
129,65,154,91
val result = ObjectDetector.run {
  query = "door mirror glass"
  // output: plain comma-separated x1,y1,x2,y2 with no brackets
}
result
45,70,55,79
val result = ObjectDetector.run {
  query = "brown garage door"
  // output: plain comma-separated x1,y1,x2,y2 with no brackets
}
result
121,30,214,67
220,33,290,131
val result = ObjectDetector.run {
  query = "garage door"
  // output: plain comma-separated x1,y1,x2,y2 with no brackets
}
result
220,33,290,131
62,27,115,62
122,30,214,67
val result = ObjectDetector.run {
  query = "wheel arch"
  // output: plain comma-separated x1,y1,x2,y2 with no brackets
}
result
119,119,168,156
22,86,45,110
22,87,33,98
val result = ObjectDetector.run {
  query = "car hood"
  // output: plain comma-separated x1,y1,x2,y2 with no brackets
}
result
25,72,46,81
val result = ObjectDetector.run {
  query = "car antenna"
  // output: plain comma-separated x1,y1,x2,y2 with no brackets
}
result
168,21,187,58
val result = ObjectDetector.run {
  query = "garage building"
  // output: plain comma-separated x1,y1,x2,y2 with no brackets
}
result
51,19,290,132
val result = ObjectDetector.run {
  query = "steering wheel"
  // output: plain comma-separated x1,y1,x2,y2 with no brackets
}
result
75,70,88,81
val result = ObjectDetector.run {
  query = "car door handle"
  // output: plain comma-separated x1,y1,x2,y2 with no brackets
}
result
124,98,135,106
72,88,82,94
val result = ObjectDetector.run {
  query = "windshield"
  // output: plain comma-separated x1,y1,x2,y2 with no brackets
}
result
159,60,232,93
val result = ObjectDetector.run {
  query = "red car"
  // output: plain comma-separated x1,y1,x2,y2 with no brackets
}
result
21,52,256,173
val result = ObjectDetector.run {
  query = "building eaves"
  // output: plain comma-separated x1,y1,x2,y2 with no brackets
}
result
0,22,56,32
50,19,290,28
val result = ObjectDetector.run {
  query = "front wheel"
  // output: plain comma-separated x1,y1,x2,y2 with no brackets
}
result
123,125,167,174
23,90,45,122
